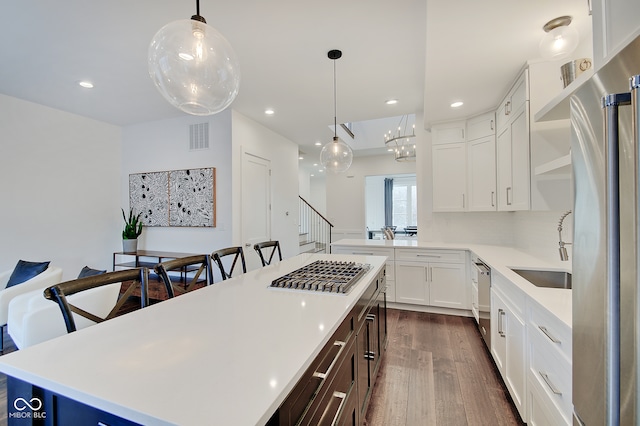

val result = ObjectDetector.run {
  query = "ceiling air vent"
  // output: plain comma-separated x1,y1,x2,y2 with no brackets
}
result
189,123,210,151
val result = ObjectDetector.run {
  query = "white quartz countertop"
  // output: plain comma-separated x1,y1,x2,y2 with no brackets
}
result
0,253,386,426
332,239,572,328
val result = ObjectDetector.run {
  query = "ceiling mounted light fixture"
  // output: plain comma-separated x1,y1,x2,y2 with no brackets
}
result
539,16,579,61
148,0,240,116
320,50,353,173
384,115,416,162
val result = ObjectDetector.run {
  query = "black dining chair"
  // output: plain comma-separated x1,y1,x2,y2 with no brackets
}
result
211,247,247,281
253,241,282,267
43,268,149,333
154,254,213,298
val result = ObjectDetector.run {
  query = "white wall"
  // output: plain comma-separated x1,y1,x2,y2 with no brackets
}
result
231,111,300,268
0,94,122,280
121,111,233,256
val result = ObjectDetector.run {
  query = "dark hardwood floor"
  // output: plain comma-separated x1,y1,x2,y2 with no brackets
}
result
366,309,524,426
0,308,523,426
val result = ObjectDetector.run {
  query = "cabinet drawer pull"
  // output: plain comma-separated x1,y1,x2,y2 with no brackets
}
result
312,341,346,380
366,314,376,322
364,350,376,360
329,391,348,426
539,371,562,395
506,187,512,205
491,191,495,207
498,309,506,337
538,325,561,343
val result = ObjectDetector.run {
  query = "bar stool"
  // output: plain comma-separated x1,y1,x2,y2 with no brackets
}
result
253,241,282,267
154,255,212,298
211,247,246,281
44,268,149,333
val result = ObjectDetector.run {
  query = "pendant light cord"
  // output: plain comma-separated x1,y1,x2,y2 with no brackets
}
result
333,58,338,139
196,0,200,16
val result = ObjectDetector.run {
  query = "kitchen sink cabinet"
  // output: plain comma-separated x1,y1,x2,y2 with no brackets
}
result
491,273,527,420
526,300,572,425
395,249,468,310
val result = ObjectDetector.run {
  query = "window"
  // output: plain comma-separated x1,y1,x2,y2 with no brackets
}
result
392,177,417,229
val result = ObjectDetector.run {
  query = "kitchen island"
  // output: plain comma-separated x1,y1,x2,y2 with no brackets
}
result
0,253,386,426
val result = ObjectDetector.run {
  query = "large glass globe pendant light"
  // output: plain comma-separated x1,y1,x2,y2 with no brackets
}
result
148,0,240,116
320,49,353,173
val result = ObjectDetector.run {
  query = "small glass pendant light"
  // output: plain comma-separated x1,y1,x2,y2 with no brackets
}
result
539,16,579,61
320,49,353,173
148,0,240,116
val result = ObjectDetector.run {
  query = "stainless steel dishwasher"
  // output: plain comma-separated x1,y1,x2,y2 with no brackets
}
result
473,260,491,349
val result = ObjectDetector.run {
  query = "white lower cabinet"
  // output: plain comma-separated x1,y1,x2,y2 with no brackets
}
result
491,274,527,420
527,301,572,425
395,249,467,309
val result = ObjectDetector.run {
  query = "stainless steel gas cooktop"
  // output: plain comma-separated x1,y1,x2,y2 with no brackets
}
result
270,260,371,294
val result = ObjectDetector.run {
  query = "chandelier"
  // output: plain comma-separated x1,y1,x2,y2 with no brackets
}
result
384,115,416,162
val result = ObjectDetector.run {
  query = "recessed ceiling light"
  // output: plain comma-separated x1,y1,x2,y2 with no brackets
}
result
265,108,275,115
78,81,94,89
315,142,322,146
310,174,315,177
313,163,318,166
298,156,304,160
450,101,464,108
319,169,324,173
386,99,398,105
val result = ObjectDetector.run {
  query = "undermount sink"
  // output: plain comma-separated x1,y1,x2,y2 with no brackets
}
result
510,268,572,289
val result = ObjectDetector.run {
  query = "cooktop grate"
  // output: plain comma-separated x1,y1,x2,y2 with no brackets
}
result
270,260,371,294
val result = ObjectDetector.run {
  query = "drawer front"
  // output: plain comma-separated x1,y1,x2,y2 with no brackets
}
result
527,374,570,426
528,330,572,423
331,246,394,260
395,249,465,264
278,311,355,425
528,300,572,363
492,272,526,318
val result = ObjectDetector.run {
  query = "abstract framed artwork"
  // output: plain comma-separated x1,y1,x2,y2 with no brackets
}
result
169,168,216,227
129,167,216,228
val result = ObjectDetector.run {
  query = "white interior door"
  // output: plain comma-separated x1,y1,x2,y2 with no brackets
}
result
242,152,271,271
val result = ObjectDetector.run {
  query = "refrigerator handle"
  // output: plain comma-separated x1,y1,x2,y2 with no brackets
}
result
602,91,631,426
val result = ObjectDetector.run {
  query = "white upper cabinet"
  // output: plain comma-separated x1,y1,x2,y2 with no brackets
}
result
432,142,467,212
468,136,497,211
467,112,495,141
592,0,640,71
431,120,466,145
467,112,497,211
495,70,530,211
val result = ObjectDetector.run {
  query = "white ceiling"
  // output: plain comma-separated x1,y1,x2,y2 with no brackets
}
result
0,1,592,171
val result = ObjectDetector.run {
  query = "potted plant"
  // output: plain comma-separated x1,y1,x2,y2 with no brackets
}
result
121,208,143,253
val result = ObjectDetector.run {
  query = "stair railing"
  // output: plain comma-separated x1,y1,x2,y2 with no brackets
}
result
299,196,334,254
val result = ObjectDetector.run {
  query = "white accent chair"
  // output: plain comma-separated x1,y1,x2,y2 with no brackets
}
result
0,266,63,350
8,283,120,349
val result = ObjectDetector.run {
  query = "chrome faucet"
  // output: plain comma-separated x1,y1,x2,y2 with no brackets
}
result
558,210,572,261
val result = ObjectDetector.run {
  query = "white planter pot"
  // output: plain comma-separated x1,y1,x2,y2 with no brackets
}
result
122,239,138,253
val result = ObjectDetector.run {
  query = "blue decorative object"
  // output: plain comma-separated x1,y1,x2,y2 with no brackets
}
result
6,260,50,288
77,266,107,279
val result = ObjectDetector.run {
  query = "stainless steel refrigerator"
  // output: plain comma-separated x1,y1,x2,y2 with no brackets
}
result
572,35,640,425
